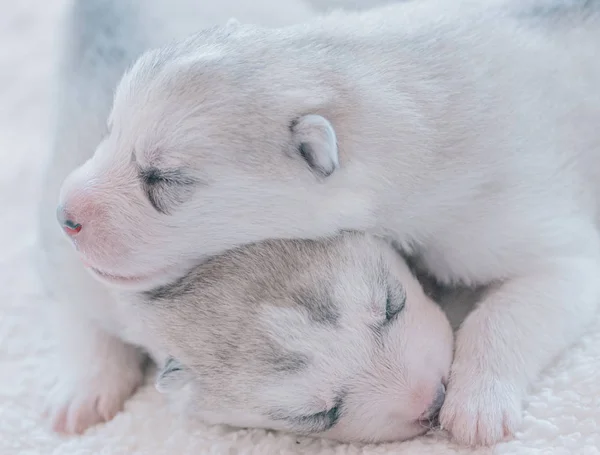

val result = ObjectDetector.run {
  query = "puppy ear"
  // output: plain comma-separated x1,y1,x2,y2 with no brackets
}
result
291,115,339,178
155,357,192,393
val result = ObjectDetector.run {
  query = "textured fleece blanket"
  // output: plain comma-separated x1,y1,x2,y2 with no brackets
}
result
1,0,599,454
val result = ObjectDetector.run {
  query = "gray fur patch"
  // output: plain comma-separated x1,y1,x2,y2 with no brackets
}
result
260,344,311,374
291,287,340,326
387,240,445,301
144,270,196,301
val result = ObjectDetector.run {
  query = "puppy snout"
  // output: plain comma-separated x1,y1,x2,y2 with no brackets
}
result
421,383,446,421
56,205,82,236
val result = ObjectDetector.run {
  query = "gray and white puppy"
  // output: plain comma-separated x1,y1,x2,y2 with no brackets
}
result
126,231,454,444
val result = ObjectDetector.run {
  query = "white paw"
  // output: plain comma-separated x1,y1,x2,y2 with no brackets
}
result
44,363,144,435
439,372,522,446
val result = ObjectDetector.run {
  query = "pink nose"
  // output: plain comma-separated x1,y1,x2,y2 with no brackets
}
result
56,206,82,236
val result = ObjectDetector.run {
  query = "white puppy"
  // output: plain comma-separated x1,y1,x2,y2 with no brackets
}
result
37,0,320,435
45,0,600,446
126,231,455,443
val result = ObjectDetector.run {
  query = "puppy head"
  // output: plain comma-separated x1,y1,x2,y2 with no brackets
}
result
144,232,453,443
56,24,368,291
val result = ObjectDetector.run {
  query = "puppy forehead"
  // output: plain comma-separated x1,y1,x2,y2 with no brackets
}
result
259,274,385,353
111,52,229,129
109,48,335,172
116,38,225,100
111,77,277,173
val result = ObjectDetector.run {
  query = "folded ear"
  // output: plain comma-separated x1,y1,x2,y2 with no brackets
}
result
291,114,339,178
155,357,192,393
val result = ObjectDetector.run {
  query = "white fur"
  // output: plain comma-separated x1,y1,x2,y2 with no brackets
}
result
37,0,319,435
43,0,600,447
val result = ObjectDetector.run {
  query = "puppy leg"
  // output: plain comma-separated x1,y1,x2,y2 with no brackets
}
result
37,234,146,434
440,238,600,446
45,309,146,434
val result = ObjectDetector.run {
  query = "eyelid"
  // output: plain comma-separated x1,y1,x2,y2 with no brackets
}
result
139,167,197,186
304,405,340,432
288,406,339,434
385,283,406,322
271,398,343,434
139,166,200,214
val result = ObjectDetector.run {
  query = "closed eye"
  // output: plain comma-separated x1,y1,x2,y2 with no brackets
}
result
385,282,406,322
138,167,198,214
140,168,196,187
292,405,341,433
271,397,344,434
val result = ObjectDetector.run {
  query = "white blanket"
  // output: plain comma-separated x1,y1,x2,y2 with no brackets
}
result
2,0,600,454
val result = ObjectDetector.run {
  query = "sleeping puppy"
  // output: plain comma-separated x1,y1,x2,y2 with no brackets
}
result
37,0,321,435
49,0,600,446
123,231,455,444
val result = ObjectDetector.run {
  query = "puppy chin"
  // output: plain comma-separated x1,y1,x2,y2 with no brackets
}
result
83,262,187,292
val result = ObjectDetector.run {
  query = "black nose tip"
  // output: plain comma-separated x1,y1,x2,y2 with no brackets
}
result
64,219,82,230
56,205,82,235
